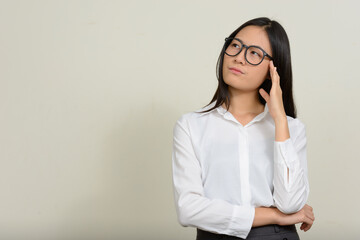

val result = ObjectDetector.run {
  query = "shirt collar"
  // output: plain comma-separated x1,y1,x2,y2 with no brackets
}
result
196,101,269,121
195,101,218,115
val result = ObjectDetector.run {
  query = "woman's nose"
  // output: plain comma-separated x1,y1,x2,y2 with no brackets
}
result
234,48,246,64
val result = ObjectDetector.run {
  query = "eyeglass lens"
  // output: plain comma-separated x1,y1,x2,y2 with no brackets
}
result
225,38,265,65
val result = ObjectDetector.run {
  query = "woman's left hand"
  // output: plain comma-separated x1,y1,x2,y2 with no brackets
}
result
259,60,287,121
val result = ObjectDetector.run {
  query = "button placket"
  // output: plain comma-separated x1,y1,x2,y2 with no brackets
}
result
244,128,251,205
238,127,251,206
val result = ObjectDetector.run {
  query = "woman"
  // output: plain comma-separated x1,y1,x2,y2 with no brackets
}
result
171,17,315,240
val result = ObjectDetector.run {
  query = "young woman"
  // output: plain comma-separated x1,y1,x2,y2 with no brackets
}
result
171,17,315,240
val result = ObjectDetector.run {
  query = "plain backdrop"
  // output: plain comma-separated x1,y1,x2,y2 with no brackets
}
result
0,0,359,239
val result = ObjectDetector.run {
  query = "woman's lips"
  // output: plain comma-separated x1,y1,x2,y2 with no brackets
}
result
229,67,244,75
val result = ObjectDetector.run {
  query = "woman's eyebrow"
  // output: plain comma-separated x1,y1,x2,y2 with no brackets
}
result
236,37,263,48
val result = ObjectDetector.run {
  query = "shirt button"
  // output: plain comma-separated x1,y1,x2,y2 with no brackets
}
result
283,238,288,240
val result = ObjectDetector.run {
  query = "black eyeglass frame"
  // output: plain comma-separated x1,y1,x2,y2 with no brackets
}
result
223,37,274,66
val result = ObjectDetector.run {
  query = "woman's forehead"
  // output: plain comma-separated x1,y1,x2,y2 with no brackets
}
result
234,26,272,54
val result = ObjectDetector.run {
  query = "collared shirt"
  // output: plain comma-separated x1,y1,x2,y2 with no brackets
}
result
171,101,309,239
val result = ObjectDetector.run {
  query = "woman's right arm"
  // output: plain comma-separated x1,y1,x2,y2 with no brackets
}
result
172,118,255,239
253,204,315,232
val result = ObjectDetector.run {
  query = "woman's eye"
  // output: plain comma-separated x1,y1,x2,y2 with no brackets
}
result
251,51,260,56
231,43,239,48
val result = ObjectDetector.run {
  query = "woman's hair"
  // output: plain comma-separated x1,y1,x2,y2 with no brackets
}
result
198,17,297,118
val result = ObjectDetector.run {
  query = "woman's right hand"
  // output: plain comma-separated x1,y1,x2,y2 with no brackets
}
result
276,204,315,232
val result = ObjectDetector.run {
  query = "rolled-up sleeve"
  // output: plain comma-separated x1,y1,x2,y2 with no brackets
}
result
172,116,255,239
273,118,310,214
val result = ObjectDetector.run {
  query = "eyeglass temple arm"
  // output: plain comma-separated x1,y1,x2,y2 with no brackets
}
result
265,54,273,60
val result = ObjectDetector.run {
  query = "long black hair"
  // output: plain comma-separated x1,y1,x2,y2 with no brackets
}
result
198,17,297,118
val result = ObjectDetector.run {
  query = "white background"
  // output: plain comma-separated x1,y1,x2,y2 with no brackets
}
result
0,0,359,239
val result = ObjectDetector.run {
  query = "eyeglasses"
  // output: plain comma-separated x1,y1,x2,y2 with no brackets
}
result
223,37,273,66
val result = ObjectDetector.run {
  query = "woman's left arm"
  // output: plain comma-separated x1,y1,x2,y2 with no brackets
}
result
272,117,309,214
259,60,309,214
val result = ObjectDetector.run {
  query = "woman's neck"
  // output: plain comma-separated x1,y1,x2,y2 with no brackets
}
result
222,88,264,116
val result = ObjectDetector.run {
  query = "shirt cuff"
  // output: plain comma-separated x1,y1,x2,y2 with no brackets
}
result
227,205,255,239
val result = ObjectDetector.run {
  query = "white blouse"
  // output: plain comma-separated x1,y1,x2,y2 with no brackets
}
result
171,101,309,239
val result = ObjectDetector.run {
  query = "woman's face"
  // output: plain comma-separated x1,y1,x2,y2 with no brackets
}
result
222,25,273,92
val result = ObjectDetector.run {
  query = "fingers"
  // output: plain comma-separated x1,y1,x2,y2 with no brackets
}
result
300,222,308,231
259,88,270,103
299,215,313,232
303,221,313,232
300,222,306,230
305,205,315,222
300,222,312,232
269,60,280,85
300,205,315,232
